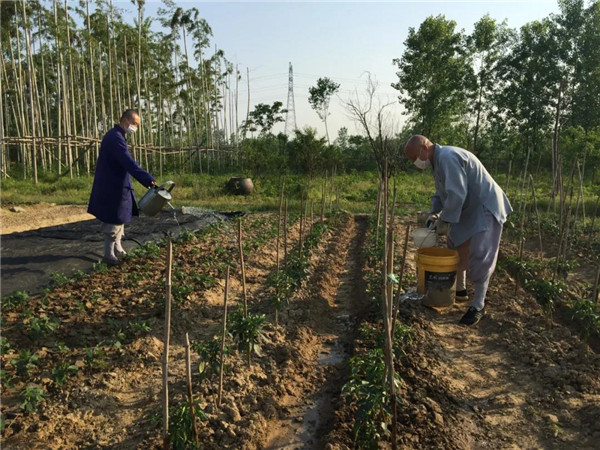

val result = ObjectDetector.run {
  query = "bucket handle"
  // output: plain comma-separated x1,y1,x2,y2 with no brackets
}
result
158,180,176,192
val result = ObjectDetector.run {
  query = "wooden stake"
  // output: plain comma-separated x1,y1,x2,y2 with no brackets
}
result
321,174,326,223
529,174,543,259
392,224,410,337
276,179,285,272
299,195,304,257
185,333,199,446
284,198,288,268
593,265,600,305
238,218,248,317
217,267,230,408
162,236,173,449
310,200,314,234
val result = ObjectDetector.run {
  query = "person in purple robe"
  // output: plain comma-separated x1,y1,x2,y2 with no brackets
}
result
88,109,155,265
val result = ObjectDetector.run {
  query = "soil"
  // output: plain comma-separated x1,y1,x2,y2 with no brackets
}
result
1,206,599,449
1,203,93,235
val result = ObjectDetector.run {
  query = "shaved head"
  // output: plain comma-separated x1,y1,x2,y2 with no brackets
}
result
405,135,433,161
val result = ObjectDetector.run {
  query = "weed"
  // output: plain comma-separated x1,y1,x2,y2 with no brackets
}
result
19,384,47,414
11,350,39,376
168,400,207,450
51,361,79,386
2,290,29,310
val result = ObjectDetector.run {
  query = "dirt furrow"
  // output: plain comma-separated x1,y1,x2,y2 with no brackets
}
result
263,215,368,449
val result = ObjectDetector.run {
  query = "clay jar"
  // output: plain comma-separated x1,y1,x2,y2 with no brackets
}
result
226,177,254,195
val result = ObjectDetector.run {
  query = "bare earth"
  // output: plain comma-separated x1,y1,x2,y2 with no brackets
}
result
1,204,93,235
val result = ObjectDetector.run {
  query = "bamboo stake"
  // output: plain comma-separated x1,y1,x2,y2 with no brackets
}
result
392,224,411,337
593,265,600,305
217,267,230,408
386,181,398,450
310,200,314,234
321,173,326,223
375,178,383,244
276,179,285,272
185,333,199,446
529,175,543,259
162,236,173,449
238,218,248,317
299,195,304,257
284,198,288,269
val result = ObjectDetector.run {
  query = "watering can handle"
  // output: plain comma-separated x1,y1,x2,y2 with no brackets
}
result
158,180,176,192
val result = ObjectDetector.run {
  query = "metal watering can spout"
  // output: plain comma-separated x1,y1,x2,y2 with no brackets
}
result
138,180,176,217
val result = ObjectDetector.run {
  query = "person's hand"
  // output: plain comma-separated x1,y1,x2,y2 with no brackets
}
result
150,180,157,187
435,218,450,236
426,213,439,229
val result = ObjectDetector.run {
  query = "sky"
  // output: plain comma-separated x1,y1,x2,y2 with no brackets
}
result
113,0,561,140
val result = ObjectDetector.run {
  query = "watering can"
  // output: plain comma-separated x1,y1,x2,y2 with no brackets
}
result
138,180,175,217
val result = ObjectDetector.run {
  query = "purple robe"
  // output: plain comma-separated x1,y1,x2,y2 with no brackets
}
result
87,125,155,224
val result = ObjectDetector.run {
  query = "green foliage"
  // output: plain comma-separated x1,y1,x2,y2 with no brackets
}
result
342,348,400,448
168,400,207,450
49,272,71,287
173,229,197,243
85,345,108,371
51,361,79,387
129,319,152,334
191,338,228,379
229,311,268,364
11,350,39,377
131,241,161,259
2,290,30,311
568,299,600,343
241,101,286,136
0,337,10,356
27,315,60,339
19,385,47,414
268,271,294,313
172,282,194,305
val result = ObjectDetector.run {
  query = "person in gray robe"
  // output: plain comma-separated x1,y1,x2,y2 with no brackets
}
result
405,135,512,326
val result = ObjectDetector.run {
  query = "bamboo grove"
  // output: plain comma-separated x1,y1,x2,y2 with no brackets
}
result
1,0,243,183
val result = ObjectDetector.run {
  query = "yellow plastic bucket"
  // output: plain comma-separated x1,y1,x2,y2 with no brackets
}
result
416,247,460,307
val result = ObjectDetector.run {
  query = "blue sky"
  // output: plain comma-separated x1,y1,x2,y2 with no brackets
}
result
115,1,561,138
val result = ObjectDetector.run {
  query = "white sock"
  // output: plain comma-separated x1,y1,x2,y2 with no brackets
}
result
115,239,126,254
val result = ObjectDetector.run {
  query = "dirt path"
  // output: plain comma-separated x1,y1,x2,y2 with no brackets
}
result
263,215,368,449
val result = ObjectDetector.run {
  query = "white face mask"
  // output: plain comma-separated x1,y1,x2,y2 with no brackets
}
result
126,124,138,134
414,149,431,170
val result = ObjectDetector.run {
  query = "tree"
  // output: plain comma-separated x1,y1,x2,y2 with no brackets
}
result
308,77,340,144
241,101,286,136
392,15,473,141
287,127,327,176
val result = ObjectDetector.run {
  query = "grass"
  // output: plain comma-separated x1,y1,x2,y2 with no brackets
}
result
0,171,435,214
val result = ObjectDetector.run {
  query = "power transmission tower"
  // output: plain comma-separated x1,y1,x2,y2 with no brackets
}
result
284,62,297,136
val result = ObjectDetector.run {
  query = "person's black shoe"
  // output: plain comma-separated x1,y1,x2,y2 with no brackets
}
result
455,289,469,302
459,306,485,326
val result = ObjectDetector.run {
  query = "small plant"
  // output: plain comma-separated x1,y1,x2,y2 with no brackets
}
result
2,290,29,310
51,361,79,387
191,338,228,379
49,272,71,287
126,271,144,284
190,273,217,289
168,400,207,450
19,384,47,414
84,345,108,370
92,261,109,273
11,350,39,376
174,229,196,243
27,315,60,339
268,271,294,319
131,241,161,259
526,278,564,323
172,283,194,305
129,319,152,334
229,311,268,365
342,348,400,449
568,299,600,343
0,337,10,356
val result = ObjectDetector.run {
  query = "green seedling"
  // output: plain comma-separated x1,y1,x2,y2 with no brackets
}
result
0,337,10,356
229,311,268,365
568,299,600,343
131,241,161,259
172,283,194,305
1,369,13,389
2,290,29,311
129,319,152,334
11,350,39,376
126,271,144,284
92,261,110,273
168,400,207,450
342,348,401,449
55,342,70,354
19,384,47,414
51,361,79,387
191,338,229,379
27,315,60,339
49,272,71,287
85,345,108,370
174,229,196,243
190,273,217,289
